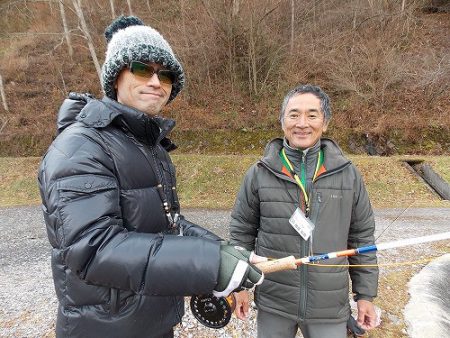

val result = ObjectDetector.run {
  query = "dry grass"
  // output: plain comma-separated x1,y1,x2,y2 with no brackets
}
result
173,154,260,209
0,157,41,206
428,156,450,183
352,155,450,209
1,155,450,209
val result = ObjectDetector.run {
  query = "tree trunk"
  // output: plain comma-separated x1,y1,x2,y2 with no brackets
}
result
126,0,133,15
248,11,257,96
109,0,115,19
48,0,54,13
72,0,102,82
229,0,239,95
59,0,73,58
290,0,294,55
0,75,9,112
0,115,7,135
232,0,239,16
179,0,192,96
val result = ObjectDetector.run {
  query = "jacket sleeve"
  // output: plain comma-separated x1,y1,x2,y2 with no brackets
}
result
348,167,379,301
39,129,220,296
229,165,261,251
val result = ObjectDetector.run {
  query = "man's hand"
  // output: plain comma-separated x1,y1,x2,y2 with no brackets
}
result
357,299,377,330
234,290,250,320
213,244,264,298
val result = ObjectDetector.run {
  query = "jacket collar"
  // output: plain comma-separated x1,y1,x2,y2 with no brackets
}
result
261,137,350,175
282,137,321,162
74,96,176,148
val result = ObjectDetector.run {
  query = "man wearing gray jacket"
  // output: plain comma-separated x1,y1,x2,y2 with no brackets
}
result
230,84,378,338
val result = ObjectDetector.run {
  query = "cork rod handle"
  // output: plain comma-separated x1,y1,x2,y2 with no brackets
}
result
255,256,299,274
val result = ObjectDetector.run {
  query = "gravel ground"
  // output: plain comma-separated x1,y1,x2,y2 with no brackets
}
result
1,206,449,338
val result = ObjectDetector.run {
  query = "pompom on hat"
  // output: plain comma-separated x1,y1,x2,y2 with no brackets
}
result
101,15,184,103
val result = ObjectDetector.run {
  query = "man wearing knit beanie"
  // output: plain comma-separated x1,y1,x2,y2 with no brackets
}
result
38,16,263,338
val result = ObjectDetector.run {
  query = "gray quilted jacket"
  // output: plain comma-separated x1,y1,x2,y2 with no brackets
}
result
230,138,378,324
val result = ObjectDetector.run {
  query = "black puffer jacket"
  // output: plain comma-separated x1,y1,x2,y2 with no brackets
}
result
38,94,221,338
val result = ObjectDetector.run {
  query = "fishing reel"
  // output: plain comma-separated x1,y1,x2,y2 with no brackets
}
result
189,256,298,328
190,293,236,329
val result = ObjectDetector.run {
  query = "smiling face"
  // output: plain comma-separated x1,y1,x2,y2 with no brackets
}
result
282,93,328,150
115,62,172,116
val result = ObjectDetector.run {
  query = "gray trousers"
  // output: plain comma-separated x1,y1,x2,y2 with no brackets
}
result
257,309,347,338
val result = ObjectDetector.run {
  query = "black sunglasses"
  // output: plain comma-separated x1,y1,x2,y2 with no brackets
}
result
128,61,176,85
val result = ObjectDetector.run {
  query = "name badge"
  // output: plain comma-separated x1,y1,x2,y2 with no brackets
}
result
289,207,315,240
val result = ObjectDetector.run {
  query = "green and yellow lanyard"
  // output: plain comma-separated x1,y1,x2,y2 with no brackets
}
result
280,148,324,216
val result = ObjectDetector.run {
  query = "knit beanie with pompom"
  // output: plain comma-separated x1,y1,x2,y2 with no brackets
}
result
101,15,184,103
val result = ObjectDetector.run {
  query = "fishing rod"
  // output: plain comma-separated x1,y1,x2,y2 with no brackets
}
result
191,231,450,328
256,231,450,272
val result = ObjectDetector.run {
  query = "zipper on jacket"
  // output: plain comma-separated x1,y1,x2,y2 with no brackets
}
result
110,288,119,315
149,146,165,188
149,145,177,229
299,236,309,320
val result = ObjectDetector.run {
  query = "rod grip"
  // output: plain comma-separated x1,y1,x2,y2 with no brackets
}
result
255,256,298,274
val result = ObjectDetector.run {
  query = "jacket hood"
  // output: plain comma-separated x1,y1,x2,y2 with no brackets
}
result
56,93,177,150
56,93,94,134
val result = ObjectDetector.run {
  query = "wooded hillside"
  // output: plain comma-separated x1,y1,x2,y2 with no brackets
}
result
0,0,449,156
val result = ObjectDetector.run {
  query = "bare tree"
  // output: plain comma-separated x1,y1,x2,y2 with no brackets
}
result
71,0,102,82
48,0,54,13
229,1,242,94
290,0,295,54
109,0,115,19
58,0,73,58
126,0,133,15
242,1,284,96
0,115,8,135
178,0,191,95
232,0,240,16
200,0,239,94
247,10,258,95
0,75,9,112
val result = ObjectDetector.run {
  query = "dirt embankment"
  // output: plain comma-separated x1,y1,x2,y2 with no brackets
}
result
0,1,449,156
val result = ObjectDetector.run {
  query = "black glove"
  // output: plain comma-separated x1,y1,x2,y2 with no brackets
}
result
176,215,222,241
213,243,264,297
